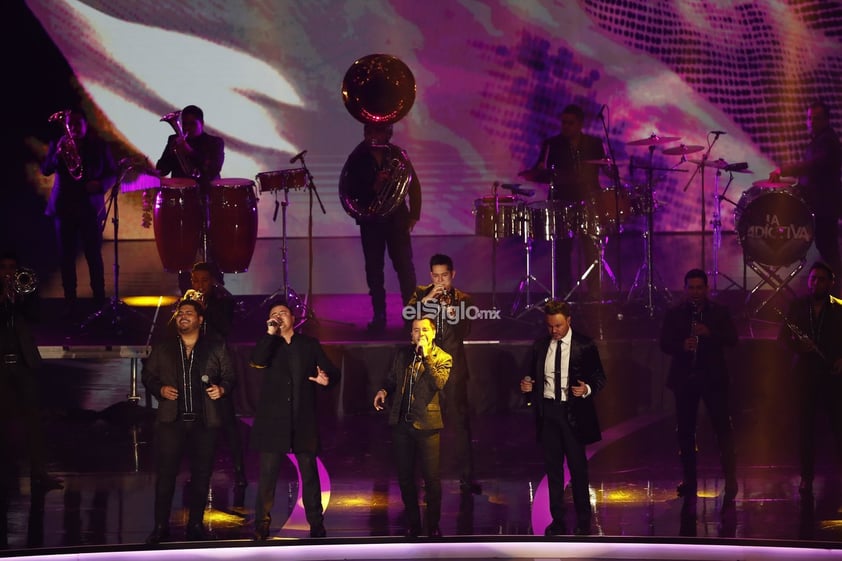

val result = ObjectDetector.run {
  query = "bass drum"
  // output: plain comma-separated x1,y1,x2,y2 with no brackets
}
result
208,178,259,273
153,178,202,272
734,186,814,266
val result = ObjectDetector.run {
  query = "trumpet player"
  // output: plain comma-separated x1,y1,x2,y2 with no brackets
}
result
659,269,738,511
776,261,842,496
0,251,63,491
41,109,116,316
407,254,481,494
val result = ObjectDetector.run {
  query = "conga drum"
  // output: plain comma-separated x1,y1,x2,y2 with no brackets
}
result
152,178,202,272
208,178,259,273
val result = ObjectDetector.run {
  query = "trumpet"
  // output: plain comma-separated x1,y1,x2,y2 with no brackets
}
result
2,267,38,297
49,110,83,180
160,110,199,178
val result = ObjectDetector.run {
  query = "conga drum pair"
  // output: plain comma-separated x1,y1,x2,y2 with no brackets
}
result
152,178,258,273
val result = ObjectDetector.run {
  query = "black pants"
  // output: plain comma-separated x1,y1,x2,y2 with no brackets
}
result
152,420,218,527
541,400,590,528
798,369,842,482
359,213,416,319
0,363,48,478
441,374,474,483
255,451,323,528
219,396,245,475
393,422,441,530
672,378,736,486
54,212,105,301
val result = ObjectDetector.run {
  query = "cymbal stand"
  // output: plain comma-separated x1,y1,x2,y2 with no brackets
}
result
710,169,742,294
597,104,623,292
625,146,673,318
82,163,149,334
563,229,617,302
491,183,501,310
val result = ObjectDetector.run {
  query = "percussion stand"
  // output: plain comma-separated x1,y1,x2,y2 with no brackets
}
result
510,220,552,318
710,169,743,295
744,259,804,317
625,147,674,318
82,163,149,335
563,231,617,303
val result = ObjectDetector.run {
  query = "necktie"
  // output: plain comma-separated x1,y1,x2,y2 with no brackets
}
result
554,339,562,402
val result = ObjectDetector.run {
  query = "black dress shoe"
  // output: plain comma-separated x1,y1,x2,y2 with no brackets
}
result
185,522,212,541
145,524,170,545
253,520,270,541
544,522,566,536
309,524,327,538
366,316,387,334
427,526,442,538
404,525,421,538
459,480,482,495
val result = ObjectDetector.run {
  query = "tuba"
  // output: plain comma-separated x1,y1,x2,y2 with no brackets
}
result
339,54,416,220
49,110,83,180
160,110,199,178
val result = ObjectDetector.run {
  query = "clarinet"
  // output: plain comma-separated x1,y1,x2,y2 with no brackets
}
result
772,306,827,362
690,302,702,369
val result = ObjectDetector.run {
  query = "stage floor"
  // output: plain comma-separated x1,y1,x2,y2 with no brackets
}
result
3,292,842,559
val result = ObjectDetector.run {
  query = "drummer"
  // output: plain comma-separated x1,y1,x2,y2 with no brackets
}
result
526,104,606,299
768,101,842,286
156,104,226,292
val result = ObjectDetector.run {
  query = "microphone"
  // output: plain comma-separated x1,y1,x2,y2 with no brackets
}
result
289,150,307,164
201,374,211,388
522,376,533,407
597,104,607,119
268,319,279,328
710,130,727,135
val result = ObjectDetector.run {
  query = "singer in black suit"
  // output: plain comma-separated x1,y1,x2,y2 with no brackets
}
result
527,104,606,298
659,269,738,508
142,298,236,544
519,300,606,536
373,317,452,538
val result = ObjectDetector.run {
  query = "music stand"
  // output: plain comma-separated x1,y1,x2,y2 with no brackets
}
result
81,162,149,335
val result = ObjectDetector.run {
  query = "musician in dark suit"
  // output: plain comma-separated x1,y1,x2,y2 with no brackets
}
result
373,317,452,538
777,261,842,496
406,254,480,494
659,269,739,509
519,300,606,536
528,104,606,298
142,298,236,544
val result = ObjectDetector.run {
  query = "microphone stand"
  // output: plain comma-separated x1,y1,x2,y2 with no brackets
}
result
597,106,623,293
82,163,148,335
682,132,724,272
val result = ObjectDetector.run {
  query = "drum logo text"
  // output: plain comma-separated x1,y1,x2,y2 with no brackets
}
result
745,214,811,242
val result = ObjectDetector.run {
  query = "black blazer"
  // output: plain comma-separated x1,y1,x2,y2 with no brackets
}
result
382,344,452,430
527,331,606,445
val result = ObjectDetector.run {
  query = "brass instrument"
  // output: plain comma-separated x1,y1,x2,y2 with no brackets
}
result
773,306,827,362
339,54,416,220
160,110,199,178
182,289,205,307
690,302,702,368
49,110,83,180
3,267,38,297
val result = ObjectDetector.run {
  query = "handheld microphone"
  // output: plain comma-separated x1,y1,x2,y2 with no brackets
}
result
597,104,607,119
289,150,307,164
710,130,727,135
268,319,279,328
201,375,211,388
522,376,533,407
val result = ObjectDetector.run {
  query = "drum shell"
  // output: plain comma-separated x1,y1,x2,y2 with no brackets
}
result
256,168,307,192
734,186,814,267
473,196,524,238
153,183,202,272
527,200,583,240
590,187,631,228
209,179,259,273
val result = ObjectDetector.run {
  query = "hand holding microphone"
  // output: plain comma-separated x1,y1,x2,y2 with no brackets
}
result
416,335,428,358
520,376,534,407
267,318,280,334
202,374,223,400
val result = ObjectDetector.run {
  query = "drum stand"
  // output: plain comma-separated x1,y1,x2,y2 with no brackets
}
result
563,232,617,303
625,147,674,318
744,259,804,317
82,164,149,334
510,230,554,318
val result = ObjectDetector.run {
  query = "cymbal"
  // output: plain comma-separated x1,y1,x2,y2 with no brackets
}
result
662,144,703,156
626,134,681,146
752,179,796,189
517,168,554,183
687,158,729,169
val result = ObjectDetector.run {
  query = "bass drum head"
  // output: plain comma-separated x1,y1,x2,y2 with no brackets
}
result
735,187,814,267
